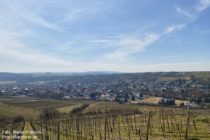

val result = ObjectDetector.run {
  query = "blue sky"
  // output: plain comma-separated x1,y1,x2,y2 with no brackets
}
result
0,0,210,72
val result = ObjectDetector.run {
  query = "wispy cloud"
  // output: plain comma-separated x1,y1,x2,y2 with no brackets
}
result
104,34,159,61
176,0,210,21
3,1,62,32
176,6,193,18
2,0,102,32
104,23,187,62
0,40,75,68
164,24,186,34
55,23,186,63
0,0,209,72
0,0,106,72
196,0,210,12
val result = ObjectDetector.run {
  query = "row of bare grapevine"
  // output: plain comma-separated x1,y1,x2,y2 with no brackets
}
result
30,107,210,140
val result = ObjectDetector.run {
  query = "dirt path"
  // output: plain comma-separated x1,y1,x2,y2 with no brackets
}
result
21,122,39,140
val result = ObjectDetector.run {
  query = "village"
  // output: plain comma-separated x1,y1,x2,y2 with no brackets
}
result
0,73,210,107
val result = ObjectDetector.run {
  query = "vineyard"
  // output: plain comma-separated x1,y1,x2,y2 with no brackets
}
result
29,107,210,140
0,121,25,140
1,98,210,140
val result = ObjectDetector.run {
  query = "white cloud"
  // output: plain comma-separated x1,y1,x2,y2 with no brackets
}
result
176,6,193,18
0,29,209,72
0,0,107,72
2,0,102,32
175,0,210,25
0,40,75,68
0,26,76,72
3,1,62,32
105,34,159,61
164,24,186,34
0,0,208,72
196,0,210,12
103,23,186,62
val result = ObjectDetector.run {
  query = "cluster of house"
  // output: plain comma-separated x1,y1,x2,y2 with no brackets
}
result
0,78,209,104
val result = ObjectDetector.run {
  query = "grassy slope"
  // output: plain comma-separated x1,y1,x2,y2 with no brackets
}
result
0,102,39,119
57,104,83,113
84,102,152,113
0,97,97,119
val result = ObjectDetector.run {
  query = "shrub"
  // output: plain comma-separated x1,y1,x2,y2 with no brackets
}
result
13,116,24,123
40,108,60,120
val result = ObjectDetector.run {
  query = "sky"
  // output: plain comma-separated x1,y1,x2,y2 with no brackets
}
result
0,0,210,73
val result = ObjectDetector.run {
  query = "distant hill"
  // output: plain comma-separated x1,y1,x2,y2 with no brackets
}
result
0,71,209,85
